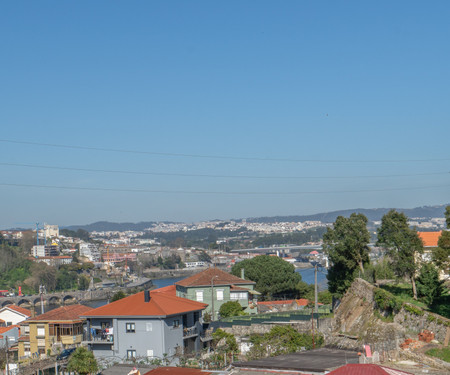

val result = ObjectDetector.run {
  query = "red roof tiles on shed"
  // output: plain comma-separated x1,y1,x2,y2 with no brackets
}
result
175,267,254,287
83,291,207,317
417,231,442,247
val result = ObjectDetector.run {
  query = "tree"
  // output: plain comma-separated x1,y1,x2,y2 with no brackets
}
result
416,263,444,306
111,290,126,302
219,301,245,318
78,275,90,291
445,205,450,228
323,213,371,297
432,207,450,274
377,210,423,299
67,347,98,375
231,255,302,300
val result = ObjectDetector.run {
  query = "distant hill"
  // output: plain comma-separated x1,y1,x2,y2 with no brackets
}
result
246,204,449,224
62,204,448,232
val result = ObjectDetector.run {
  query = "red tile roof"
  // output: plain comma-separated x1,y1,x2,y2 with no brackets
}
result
258,300,294,306
144,368,212,375
152,285,176,295
175,267,254,288
0,325,19,334
83,291,207,317
417,231,442,247
327,364,413,375
1,305,31,317
27,304,92,323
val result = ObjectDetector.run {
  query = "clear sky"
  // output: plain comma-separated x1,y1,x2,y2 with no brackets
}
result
1,1,449,228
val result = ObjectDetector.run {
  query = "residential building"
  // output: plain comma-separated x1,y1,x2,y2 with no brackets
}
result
0,305,31,326
43,224,59,239
18,304,92,359
31,244,59,258
79,243,101,262
81,290,207,361
0,325,20,347
32,255,72,267
175,268,259,320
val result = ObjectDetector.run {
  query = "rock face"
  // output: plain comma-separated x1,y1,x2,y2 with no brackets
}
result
330,278,405,353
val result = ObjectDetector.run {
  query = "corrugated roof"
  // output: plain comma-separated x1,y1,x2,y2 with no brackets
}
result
143,367,212,375
175,267,254,287
27,304,92,322
83,291,207,317
417,231,442,247
1,305,31,316
327,364,414,375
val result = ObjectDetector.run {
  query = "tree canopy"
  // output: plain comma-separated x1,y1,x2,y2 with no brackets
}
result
377,210,423,299
416,263,444,306
219,301,246,318
67,347,98,375
231,255,302,300
323,213,371,297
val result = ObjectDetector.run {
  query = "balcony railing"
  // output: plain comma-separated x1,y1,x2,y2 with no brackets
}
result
183,326,198,338
84,333,114,344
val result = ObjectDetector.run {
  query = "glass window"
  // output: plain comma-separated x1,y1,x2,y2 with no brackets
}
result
126,323,135,333
127,350,136,359
196,290,203,302
147,349,153,357
173,320,180,328
146,323,152,332
216,289,224,301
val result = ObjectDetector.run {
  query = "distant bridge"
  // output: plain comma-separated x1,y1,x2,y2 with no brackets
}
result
0,289,112,308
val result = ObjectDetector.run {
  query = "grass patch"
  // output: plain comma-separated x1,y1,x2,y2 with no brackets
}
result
425,347,450,363
380,283,427,309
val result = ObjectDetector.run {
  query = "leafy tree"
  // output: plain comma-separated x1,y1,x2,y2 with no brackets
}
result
416,263,444,306
198,250,212,263
78,275,90,291
231,255,302,300
323,213,371,297
377,210,423,299
212,328,238,353
445,205,450,228
433,210,450,274
111,291,126,302
67,347,98,375
219,301,246,318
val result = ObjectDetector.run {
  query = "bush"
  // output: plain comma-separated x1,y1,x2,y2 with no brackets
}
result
374,288,402,313
219,301,246,318
416,263,444,306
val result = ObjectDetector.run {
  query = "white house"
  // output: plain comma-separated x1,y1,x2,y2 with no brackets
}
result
0,305,31,326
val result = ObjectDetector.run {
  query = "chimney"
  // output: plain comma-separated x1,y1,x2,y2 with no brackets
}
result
241,268,245,280
144,290,151,303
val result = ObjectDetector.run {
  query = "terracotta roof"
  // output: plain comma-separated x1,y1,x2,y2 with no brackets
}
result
327,364,413,375
417,231,442,247
230,285,250,291
175,267,255,287
18,335,29,342
0,325,19,334
143,368,212,375
83,291,207,317
295,298,310,306
152,285,176,295
1,305,32,316
27,304,92,323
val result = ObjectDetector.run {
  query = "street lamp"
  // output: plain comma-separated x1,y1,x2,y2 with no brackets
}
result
210,275,218,321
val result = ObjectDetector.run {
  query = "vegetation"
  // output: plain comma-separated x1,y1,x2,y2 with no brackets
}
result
247,325,323,359
323,213,371,297
373,288,402,313
425,347,450,363
433,207,450,274
251,227,327,247
111,290,127,302
60,228,91,242
212,329,238,353
416,263,444,306
67,347,99,375
219,301,246,318
231,255,303,300
377,210,423,299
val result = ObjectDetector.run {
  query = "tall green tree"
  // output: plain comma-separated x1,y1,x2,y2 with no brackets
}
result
67,347,98,375
445,205,450,228
433,205,450,274
377,210,423,299
323,213,371,297
231,255,302,300
416,263,444,306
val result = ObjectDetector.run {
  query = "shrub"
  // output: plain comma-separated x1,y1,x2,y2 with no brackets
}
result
374,288,402,313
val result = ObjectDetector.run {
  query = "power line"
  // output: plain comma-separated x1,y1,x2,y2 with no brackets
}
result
0,162,449,180
1,182,449,195
1,139,449,163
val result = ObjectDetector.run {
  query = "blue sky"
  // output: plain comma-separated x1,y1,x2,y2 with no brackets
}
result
1,1,449,228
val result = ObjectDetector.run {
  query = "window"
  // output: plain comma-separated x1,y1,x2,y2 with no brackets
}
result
127,350,136,359
146,323,153,332
193,311,199,323
101,322,110,329
196,290,203,302
147,349,154,357
230,292,247,300
216,289,224,301
126,323,135,333
37,326,45,337
173,320,180,328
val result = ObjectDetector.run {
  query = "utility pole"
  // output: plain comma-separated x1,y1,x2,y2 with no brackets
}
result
5,335,10,375
314,263,318,314
39,284,46,314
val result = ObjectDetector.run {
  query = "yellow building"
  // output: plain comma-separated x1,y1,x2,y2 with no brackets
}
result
18,304,92,359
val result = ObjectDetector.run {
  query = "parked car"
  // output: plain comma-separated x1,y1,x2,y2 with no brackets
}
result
57,347,76,360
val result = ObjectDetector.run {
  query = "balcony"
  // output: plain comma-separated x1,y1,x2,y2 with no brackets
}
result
183,326,198,338
83,334,114,345
61,334,83,345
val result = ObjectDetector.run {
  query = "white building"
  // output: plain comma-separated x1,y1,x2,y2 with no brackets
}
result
79,243,101,261
0,305,31,326
44,224,59,238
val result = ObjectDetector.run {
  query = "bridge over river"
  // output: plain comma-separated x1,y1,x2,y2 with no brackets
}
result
0,289,112,308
